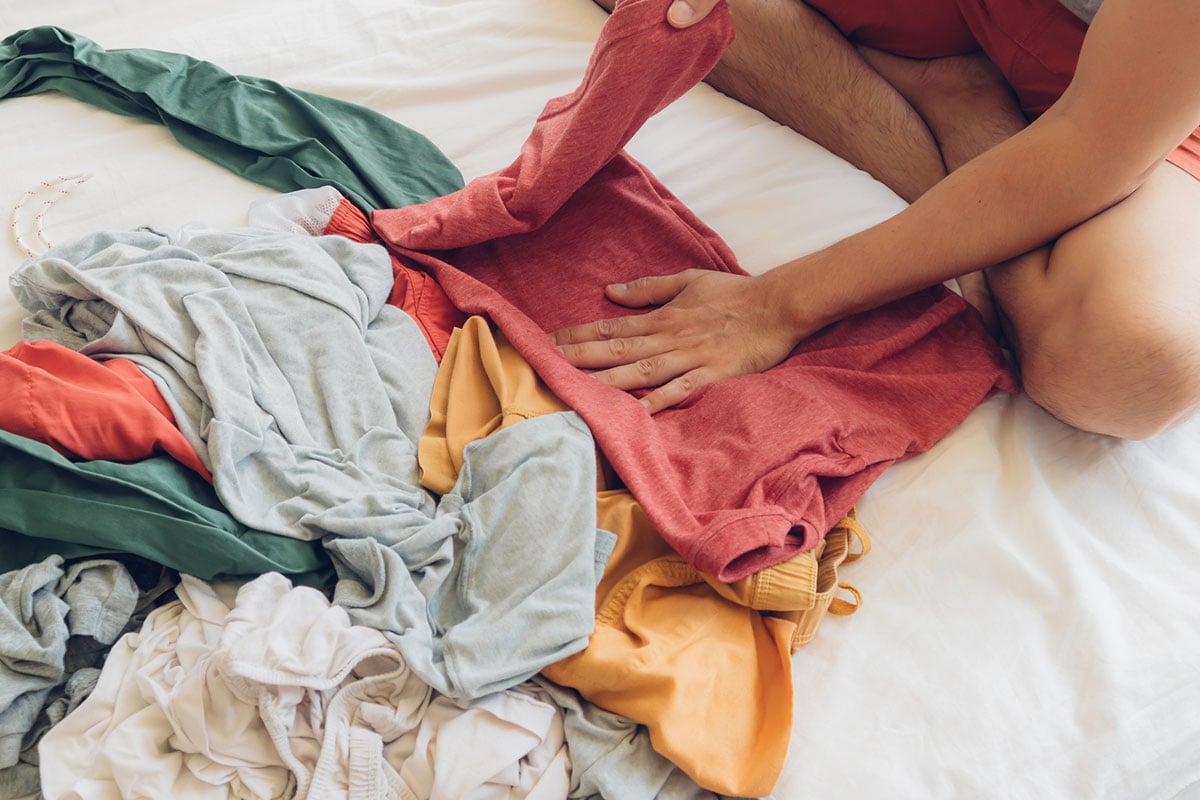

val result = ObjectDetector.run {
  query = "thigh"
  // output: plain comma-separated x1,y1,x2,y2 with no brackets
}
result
805,0,979,59
996,162,1200,345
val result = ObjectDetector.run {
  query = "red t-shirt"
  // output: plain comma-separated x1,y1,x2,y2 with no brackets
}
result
373,0,1016,581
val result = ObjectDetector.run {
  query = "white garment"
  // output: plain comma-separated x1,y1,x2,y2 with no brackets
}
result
38,576,271,800
392,687,570,800
39,574,571,800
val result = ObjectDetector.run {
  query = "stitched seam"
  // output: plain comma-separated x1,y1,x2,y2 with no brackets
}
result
687,509,800,563
594,558,698,627
24,362,39,443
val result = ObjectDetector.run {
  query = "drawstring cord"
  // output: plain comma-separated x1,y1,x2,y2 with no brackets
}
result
10,173,93,258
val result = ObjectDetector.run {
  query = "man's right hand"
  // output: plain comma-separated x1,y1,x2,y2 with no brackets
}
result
667,0,721,27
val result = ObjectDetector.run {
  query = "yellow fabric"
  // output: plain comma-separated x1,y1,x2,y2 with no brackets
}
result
703,541,821,611
767,513,870,651
701,511,869,653
419,315,568,495
418,315,870,795
543,490,796,798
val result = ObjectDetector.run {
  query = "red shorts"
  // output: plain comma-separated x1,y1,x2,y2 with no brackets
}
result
806,0,1200,179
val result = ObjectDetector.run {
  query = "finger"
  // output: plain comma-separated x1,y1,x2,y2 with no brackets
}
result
639,367,715,414
587,351,698,392
667,0,720,27
555,334,669,370
605,272,693,308
550,312,660,346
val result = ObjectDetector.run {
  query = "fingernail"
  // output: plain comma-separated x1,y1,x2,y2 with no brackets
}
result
667,1,695,26
640,397,652,410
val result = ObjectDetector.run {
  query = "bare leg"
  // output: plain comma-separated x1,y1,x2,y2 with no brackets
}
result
704,0,946,202
591,0,946,200
986,164,1200,439
857,47,1025,332
856,47,1024,173
692,2,1015,333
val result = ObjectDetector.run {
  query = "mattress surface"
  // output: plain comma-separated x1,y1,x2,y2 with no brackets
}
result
1,1,1198,798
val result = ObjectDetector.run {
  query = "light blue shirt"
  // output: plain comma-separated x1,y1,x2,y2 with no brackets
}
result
12,220,610,702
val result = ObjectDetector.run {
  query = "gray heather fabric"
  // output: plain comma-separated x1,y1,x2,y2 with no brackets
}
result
0,556,137,770
0,668,99,799
0,760,38,800
1059,0,1101,23
329,412,612,699
10,224,602,701
0,558,66,771
0,558,172,799
56,560,139,645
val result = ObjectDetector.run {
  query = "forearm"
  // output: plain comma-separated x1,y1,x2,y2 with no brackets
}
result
770,108,1143,335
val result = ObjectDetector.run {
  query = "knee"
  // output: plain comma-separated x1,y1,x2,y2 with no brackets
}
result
1020,303,1200,440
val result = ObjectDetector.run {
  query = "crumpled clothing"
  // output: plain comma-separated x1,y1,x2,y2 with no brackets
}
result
39,573,571,800
11,223,601,701
0,555,138,770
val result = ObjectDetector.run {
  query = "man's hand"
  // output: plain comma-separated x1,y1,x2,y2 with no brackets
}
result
667,0,722,27
550,270,804,413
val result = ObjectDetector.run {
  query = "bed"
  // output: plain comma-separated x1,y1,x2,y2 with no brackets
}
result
1,0,1198,798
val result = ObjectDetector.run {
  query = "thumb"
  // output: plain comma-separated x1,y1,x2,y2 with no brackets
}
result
605,272,692,307
667,0,719,27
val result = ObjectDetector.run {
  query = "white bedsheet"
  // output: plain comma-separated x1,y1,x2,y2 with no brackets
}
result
1,1,1198,798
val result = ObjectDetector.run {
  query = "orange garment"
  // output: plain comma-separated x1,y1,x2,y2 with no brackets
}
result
322,197,466,361
0,339,210,480
418,315,869,797
542,489,796,797
542,495,866,794
419,316,567,495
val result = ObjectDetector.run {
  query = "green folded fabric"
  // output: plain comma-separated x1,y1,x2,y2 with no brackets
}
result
0,25,464,212
0,430,334,589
